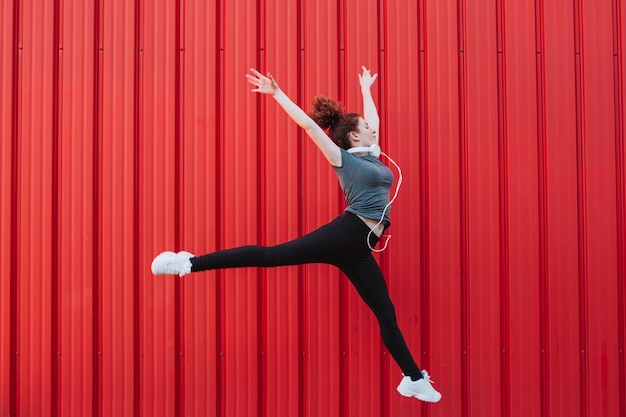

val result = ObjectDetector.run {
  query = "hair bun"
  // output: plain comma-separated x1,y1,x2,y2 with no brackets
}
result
309,96,344,130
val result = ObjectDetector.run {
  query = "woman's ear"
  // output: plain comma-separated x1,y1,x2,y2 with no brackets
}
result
348,131,360,147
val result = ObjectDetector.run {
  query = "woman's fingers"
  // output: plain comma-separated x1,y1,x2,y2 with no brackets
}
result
267,73,278,87
247,68,267,86
249,68,264,78
246,68,278,94
360,66,377,80
359,66,378,87
246,74,262,85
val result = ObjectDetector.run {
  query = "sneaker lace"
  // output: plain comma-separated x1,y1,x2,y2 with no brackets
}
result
422,371,436,384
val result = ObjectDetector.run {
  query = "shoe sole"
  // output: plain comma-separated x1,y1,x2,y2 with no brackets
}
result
397,390,442,403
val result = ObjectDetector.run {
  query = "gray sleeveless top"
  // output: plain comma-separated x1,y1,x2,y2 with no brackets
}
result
332,148,394,225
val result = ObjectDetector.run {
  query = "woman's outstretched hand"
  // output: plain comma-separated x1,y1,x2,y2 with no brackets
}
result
246,68,280,95
358,66,378,89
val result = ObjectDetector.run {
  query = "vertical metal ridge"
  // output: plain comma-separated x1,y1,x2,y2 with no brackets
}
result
215,0,225,414
534,0,550,416
337,2,348,417
377,0,390,416
296,1,307,416
255,1,268,416
92,1,103,416
572,0,589,415
457,0,470,415
133,1,143,416
174,0,184,416
51,0,62,415
572,0,592,415
337,0,346,100
9,1,22,416
612,0,626,415
495,1,511,417
417,1,432,416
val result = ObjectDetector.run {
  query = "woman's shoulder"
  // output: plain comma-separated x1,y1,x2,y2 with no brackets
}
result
334,148,359,169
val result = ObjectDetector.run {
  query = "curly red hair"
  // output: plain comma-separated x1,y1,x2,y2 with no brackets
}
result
309,96,361,149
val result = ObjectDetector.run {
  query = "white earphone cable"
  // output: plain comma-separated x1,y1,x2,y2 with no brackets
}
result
367,151,403,252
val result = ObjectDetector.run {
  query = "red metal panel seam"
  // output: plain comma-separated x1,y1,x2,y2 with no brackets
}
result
174,0,184,416
534,0,550,416
9,1,21,416
133,0,144,416
255,0,268,415
495,1,511,417
457,0,470,415
377,0,389,416
417,0,432,414
296,1,307,415
612,0,626,415
338,0,349,413
51,0,61,415
215,0,225,414
573,0,589,415
92,0,103,416
337,2,349,417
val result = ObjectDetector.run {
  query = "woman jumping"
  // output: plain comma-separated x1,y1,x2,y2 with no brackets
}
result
151,66,442,403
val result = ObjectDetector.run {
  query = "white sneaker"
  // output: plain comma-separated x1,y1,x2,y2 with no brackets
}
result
397,370,442,403
151,251,194,277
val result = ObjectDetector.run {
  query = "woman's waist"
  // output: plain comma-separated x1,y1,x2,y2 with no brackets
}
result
355,215,388,237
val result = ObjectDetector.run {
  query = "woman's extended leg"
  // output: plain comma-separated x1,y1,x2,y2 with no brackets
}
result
152,214,355,276
193,215,356,272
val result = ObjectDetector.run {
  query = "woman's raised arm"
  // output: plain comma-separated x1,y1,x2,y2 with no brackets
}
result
358,66,380,135
246,68,341,166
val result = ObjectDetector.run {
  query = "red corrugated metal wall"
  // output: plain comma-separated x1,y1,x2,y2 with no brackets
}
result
1,0,625,416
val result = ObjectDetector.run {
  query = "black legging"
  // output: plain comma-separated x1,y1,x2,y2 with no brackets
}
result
190,212,422,379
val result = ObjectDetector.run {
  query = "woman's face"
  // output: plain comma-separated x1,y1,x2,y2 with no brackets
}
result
354,117,377,146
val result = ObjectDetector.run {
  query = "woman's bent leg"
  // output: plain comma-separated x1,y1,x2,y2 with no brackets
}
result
339,256,422,379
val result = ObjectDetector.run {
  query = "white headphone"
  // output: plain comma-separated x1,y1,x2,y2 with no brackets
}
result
347,144,403,252
347,143,381,158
